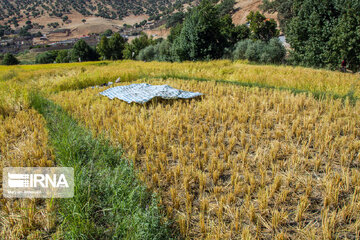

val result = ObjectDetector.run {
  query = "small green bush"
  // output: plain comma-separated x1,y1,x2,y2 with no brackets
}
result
233,38,286,64
35,51,58,64
138,45,156,61
245,40,265,62
137,40,172,62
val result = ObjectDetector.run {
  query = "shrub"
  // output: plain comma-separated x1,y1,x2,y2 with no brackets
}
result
233,38,286,64
138,45,156,61
2,53,19,65
232,39,252,60
264,38,286,63
102,29,113,37
245,40,265,62
137,40,171,62
35,51,58,64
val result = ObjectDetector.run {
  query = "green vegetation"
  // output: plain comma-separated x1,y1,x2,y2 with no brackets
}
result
123,33,154,60
55,50,71,63
97,36,112,60
1,0,191,26
262,0,360,72
166,12,185,28
47,22,60,29
35,51,58,64
71,39,99,62
247,11,279,42
0,24,14,36
261,0,294,31
97,33,127,60
2,53,20,65
170,0,249,61
232,38,286,64
16,51,40,64
138,40,172,62
30,94,174,239
102,29,113,37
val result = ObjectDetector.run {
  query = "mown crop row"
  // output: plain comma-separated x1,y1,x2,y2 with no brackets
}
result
0,82,55,238
51,78,360,239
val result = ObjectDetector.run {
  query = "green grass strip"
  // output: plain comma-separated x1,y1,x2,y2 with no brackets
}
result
30,93,175,240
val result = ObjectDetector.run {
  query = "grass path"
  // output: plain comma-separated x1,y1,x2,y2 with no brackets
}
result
30,94,175,240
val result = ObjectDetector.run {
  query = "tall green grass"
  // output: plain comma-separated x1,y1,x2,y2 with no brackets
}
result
30,94,175,240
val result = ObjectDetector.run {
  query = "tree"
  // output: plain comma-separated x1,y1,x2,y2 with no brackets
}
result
109,33,127,60
62,15,69,22
56,49,71,63
82,19,86,24
72,39,98,62
2,53,19,65
166,12,185,28
220,14,250,48
328,0,360,72
171,0,226,61
261,0,295,32
247,11,279,42
123,32,153,59
97,36,112,60
103,29,113,37
32,31,43,38
285,0,340,69
123,43,137,60
19,27,31,37
167,23,183,43
216,0,236,17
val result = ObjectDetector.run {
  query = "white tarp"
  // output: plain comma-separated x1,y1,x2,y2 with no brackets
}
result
100,83,203,103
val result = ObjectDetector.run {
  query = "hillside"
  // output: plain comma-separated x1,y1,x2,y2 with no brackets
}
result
0,0,277,40
1,0,190,22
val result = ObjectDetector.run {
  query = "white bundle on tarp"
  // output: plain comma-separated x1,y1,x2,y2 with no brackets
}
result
100,83,203,103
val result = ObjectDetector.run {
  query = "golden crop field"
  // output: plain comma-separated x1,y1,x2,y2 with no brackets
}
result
51,77,360,239
1,60,358,96
1,60,360,239
0,93,55,238
0,73,56,238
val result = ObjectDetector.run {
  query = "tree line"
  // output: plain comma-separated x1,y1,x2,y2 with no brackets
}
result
2,0,286,66
5,0,358,73
262,0,360,72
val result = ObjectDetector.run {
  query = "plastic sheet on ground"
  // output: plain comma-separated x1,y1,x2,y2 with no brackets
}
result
100,83,203,103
